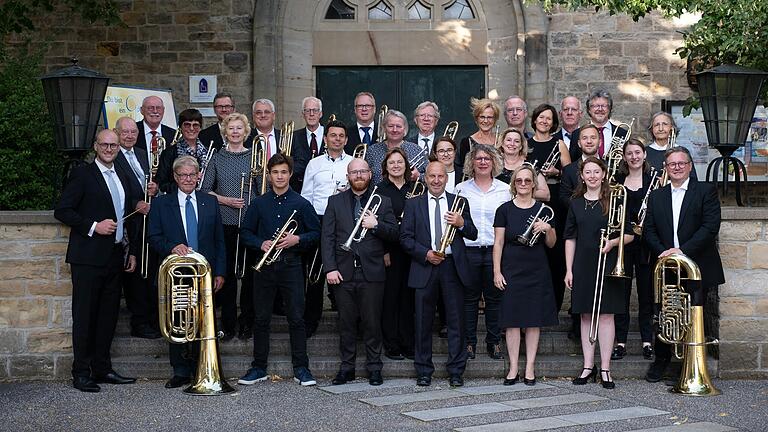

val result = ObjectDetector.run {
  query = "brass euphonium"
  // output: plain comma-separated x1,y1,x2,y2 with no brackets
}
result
279,120,295,156
341,186,383,251
158,252,236,395
253,210,299,272
376,104,388,143
516,202,554,247
654,253,720,396
443,121,459,141
435,192,466,258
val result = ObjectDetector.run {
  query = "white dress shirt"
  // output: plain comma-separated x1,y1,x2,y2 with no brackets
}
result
301,152,352,215
177,189,198,244
671,178,689,248
456,178,511,247
428,192,451,255
357,122,374,142
306,125,324,149
560,128,575,149
120,147,145,185
446,171,456,194
89,159,126,240
417,132,436,154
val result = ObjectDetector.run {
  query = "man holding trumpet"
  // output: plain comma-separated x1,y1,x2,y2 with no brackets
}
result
322,158,399,386
237,153,321,387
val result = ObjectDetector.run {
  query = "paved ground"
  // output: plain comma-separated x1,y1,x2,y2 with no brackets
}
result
0,377,765,431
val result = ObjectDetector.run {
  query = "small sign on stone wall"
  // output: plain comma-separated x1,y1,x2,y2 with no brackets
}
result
189,75,217,103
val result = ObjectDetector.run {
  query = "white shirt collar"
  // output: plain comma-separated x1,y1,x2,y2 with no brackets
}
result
177,189,197,203
428,191,448,201
94,158,114,173
672,178,690,192
357,122,373,130
143,121,160,133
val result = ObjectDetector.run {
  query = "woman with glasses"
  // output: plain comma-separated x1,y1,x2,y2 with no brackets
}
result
156,109,210,193
493,164,558,386
429,137,460,193
646,112,698,181
497,128,549,201
456,144,511,361
458,98,500,173
365,110,422,186
377,148,416,360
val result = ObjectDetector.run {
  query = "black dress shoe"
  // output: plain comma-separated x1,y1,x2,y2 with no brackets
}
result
332,370,355,385
438,326,448,339
643,345,655,360
645,359,669,383
524,377,536,386
73,376,100,393
449,374,464,387
416,375,431,386
130,324,161,339
165,375,191,389
466,344,476,360
611,345,627,360
385,351,405,361
220,330,235,342
600,369,615,389
403,351,415,360
368,370,383,386
93,371,136,385
238,325,253,340
487,343,504,360
503,374,519,385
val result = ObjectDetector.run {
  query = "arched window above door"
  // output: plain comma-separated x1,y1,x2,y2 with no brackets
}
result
324,0,477,22
325,0,356,19
368,1,393,20
443,0,474,19
408,1,431,20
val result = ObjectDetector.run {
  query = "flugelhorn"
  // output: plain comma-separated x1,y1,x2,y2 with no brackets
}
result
376,105,388,143
158,252,236,395
253,209,299,272
435,192,465,258
443,121,459,140
279,120,295,156
516,203,554,246
341,186,383,251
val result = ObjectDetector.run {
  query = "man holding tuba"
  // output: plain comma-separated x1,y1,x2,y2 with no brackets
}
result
238,153,321,387
322,158,399,386
147,155,227,389
643,146,724,384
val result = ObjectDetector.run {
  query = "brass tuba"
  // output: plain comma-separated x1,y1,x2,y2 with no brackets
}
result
435,192,466,258
158,252,236,395
253,209,299,272
654,253,720,396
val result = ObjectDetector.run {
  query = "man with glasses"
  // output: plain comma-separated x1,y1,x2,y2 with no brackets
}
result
245,98,281,159
555,96,584,161
135,95,176,169
200,92,235,151
410,101,441,154
55,129,140,392
345,92,377,155
569,89,627,160
643,146,723,384
291,96,326,193
322,158,398,386
503,95,531,138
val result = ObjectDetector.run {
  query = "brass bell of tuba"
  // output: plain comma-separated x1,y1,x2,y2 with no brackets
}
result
158,252,237,395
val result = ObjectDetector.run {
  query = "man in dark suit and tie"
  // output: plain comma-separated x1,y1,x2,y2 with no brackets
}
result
244,98,281,153
147,155,227,389
55,129,140,392
199,92,235,151
114,117,161,339
135,95,176,168
344,92,378,155
400,161,478,387
568,89,628,161
291,96,326,193
554,96,584,162
643,146,724,383
323,158,399,386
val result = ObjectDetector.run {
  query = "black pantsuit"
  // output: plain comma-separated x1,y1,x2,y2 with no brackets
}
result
615,245,654,344
334,270,386,373
382,247,414,355
464,247,502,346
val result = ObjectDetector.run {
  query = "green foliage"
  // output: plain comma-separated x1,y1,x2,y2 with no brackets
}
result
0,0,121,42
0,47,62,210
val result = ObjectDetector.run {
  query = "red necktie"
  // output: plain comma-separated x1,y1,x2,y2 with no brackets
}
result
310,132,318,157
150,130,158,153
597,126,605,158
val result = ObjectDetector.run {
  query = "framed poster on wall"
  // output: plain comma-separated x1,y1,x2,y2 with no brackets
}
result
102,85,177,130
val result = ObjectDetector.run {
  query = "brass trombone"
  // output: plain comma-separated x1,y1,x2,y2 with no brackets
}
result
443,121,459,140
376,105,388,143
341,186,383,251
435,192,466,258
254,135,269,195
234,173,248,278
279,121,295,156
196,140,216,191
253,210,299,272
140,135,166,279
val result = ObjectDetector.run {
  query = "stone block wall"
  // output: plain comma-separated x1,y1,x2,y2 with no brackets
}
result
0,212,73,379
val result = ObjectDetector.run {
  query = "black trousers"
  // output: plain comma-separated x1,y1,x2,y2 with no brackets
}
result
303,215,324,330
464,246,501,347
615,247,654,344
169,341,199,377
70,245,124,378
548,182,567,312
121,250,158,330
251,257,308,371
415,256,467,377
654,283,713,363
333,268,385,373
218,225,254,332
382,247,414,355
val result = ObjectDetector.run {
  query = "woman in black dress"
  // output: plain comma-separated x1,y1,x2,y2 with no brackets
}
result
497,128,549,200
457,98,499,172
377,147,415,359
564,157,634,389
493,164,558,386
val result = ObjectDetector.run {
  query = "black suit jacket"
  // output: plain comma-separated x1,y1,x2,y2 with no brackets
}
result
321,189,399,282
244,128,281,150
569,122,628,161
55,162,138,266
400,193,478,289
147,191,227,277
135,122,176,155
643,179,725,288
291,127,326,193
114,148,152,246
199,123,225,151
559,161,580,209
344,122,377,156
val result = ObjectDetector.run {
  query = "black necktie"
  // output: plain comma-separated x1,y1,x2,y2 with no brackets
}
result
310,132,318,157
354,195,362,219
362,127,372,145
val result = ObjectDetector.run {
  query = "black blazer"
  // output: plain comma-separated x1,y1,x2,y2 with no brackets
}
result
344,121,377,156
291,127,326,193
321,189,399,282
244,128,281,150
147,191,227,277
643,179,725,288
559,162,580,209
135,122,176,155
114,148,152,246
55,162,138,266
400,193,478,289
199,123,225,151
569,122,628,161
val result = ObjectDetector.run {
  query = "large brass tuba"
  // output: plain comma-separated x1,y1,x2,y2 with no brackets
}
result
158,252,236,395
654,253,720,396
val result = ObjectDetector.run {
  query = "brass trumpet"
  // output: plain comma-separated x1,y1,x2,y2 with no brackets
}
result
435,192,465,258
376,105,388,142
409,146,429,171
443,121,459,141
253,209,299,272
516,203,554,246
539,144,561,173
401,181,426,219
158,252,236,395
279,120,295,156
341,186,383,251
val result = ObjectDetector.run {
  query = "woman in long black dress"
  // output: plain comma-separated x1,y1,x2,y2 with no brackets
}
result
564,156,633,389
493,164,558,386
457,98,499,172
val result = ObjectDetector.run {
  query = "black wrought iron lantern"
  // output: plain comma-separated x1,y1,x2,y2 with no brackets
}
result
697,64,768,206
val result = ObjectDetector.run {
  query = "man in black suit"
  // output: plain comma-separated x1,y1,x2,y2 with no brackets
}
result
643,146,724,383
323,158,399,386
559,124,600,209
147,155,227,389
135,95,176,168
245,98,281,153
554,96,584,162
408,101,440,154
199,92,235,151
345,91,377,155
114,117,161,339
569,89,628,161
55,129,139,392
291,96,326,192
503,95,531,138
400,161,478,387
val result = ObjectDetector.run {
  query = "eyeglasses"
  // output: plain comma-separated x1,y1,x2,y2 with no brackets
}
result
174,172,197,179
355,104,374,110
561,108,580,114
436,149,454,155
214,104,234,110
514,178,533,185
97,143,119,150
417,113,436,119
590,104,609,110
182,122,201,130
478,116,495,121
143,106,163,112
474,156,492,162
303,108,321,114
665,161,690,169
254,110,273,116
505,107,525,114
349,169,371,176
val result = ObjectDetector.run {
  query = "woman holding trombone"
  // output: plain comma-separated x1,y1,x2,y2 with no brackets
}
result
564,156,633,389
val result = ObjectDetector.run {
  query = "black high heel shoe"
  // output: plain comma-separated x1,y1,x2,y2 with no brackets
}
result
523,376,536,386
572,366,597,385
600,369,615,389
503,373,519,385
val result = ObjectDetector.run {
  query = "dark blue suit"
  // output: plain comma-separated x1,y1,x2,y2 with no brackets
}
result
400,192,477,377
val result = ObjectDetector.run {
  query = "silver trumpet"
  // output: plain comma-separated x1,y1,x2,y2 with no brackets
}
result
538,144,561,173
516,203,554,246
341,186,383,251
253,210,299,272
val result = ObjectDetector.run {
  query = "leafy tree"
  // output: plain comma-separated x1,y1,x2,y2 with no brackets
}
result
0,0,120,43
